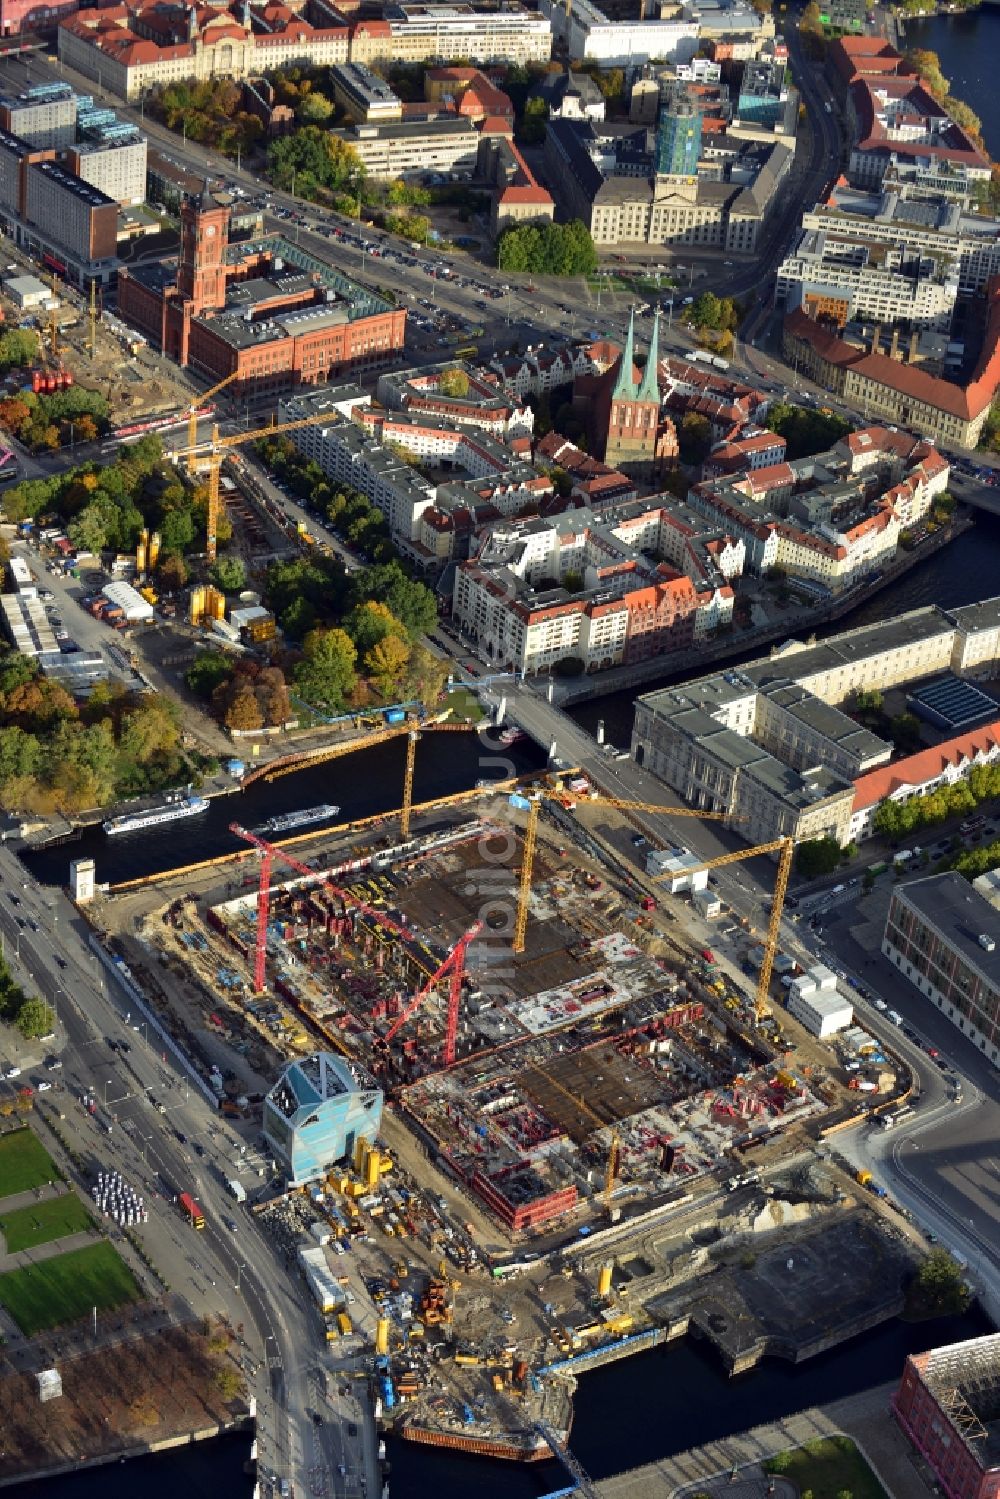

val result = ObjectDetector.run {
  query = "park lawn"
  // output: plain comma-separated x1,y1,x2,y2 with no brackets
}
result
0,1192,93,1252
0,1241,140,1335
765,1436,888,1499
445,686,485,722
0,1129,61,1200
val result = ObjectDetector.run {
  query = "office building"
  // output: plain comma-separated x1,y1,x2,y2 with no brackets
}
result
24,159,117,265
799,182,1000,298
67,128,146,207
540,0,698,66
263,1051,383,1187
656,86,703,178
350,2,551,68
119,187,405,393
776,225,959,332
329,62,402,124
545,115,792,253
632,595,1000,849
883,874,1000,1062
895,1334,1000,1499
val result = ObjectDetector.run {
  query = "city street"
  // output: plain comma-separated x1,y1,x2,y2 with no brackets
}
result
0,840,379,1499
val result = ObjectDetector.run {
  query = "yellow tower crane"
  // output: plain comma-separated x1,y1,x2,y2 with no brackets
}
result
184,370,242,474
87,281,99,359
512,792,731,955
174,407,345,563
650,834,795,1021
401,730,419,841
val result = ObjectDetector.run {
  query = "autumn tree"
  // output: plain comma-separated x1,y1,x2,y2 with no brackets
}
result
366,633,410,699
294,627,358,710
224,684,264,732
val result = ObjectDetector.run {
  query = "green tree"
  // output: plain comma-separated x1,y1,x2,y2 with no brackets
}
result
0,327,39,372
268,127,365,200
496,220,597,276
294,627,358,710
210,556,247,593
678,411,713,466
350,563,437,638
519,95,549,145
345,600,408,657
14,996,54,1040
186,652,233,700
438,367,471,398
796,837,843,879
298,90,334,124
366,633,410,699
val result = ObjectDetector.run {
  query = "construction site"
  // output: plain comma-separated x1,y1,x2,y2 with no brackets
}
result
1,271,194,429
139,775,837,1240
78,754,933,1467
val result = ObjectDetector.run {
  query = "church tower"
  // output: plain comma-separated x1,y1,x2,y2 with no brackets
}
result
603,309,663,478
177,183,230,315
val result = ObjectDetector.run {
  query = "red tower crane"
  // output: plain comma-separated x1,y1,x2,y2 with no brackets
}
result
230,823,481,1066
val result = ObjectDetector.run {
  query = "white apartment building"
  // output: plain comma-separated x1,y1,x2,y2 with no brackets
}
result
776,226,959,331
68,133,146,206
352,2,551,66
800,186,1000,296
330,117,479,179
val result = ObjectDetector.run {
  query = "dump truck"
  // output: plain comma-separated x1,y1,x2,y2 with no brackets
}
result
855,1169,872,1187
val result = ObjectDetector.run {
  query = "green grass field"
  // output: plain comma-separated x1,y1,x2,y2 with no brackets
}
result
0,1129,61,1200
0,1241,140,1335
765,1436,888,1499
0,1192,93,1252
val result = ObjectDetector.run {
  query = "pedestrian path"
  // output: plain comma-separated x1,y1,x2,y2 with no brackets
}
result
595,1381,941,1499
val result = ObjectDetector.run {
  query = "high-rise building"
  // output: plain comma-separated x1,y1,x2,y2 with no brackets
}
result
262,1051,383,1187
655,85,703,178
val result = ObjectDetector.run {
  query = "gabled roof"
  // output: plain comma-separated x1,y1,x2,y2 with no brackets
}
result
853,720,1000,811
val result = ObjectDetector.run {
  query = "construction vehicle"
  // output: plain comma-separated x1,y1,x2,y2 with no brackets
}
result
855,1169,872,1187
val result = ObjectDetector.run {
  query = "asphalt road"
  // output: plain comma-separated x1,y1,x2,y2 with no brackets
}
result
801,878,1000,1316
0,841,378,1499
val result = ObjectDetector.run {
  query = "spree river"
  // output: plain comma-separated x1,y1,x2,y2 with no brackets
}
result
903,6,1000,156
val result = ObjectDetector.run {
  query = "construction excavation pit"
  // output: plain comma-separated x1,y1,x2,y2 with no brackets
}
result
171,797,828,1241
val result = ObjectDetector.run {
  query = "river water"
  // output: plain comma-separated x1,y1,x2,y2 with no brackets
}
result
903,6,1000,156
21,729,547,888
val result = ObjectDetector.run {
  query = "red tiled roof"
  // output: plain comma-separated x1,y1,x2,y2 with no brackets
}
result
785,293,1000,422
853,720,1000,812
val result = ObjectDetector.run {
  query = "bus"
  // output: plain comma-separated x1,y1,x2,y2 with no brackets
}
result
452,344,478,360
880,1105,914,1131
